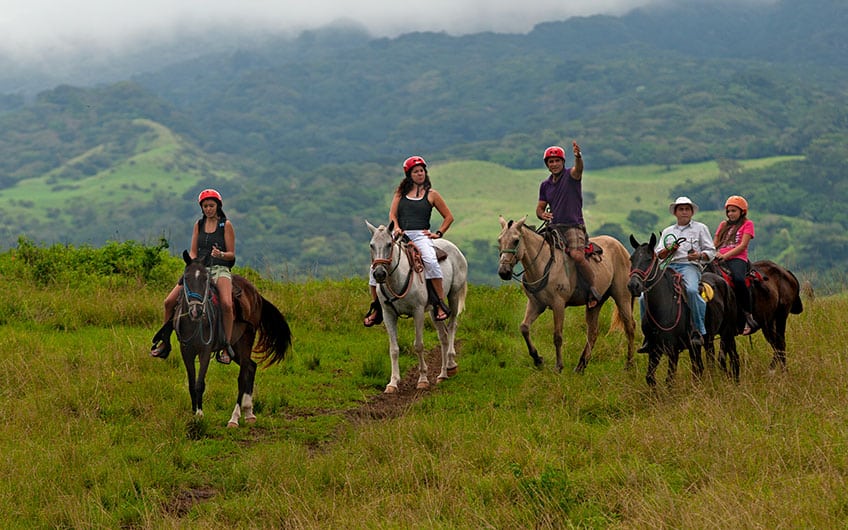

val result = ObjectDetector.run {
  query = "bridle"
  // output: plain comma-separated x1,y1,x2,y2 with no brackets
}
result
629,246,685,331
370,231,416,301
499,225,553,292
176,264,216,346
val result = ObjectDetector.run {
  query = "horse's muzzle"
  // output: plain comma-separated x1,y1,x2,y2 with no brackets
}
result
498,264,513,281
627,277,644,298
372,265,388,283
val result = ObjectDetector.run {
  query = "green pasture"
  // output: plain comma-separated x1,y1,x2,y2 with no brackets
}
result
1,245,847,527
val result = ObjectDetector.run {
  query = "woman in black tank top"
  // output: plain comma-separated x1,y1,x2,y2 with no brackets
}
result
151,188,238,364
364,156,455,326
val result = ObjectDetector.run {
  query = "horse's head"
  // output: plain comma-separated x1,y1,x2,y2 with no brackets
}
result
627,233,658,297
497,215,527,280
367,219,397,284
181,249,212,320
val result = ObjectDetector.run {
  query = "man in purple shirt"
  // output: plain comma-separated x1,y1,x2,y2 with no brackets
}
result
536,141,601,307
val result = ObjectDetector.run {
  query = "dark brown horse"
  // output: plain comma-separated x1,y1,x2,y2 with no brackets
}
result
154,251,292,426
709,259,803,371
752,260,804,370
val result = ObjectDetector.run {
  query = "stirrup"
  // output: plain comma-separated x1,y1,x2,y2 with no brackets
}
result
216,345,233,365
433,300,451,322
150,341,171,359
363,300,383,327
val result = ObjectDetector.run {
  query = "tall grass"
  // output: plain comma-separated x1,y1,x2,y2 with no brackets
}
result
1,246,846,528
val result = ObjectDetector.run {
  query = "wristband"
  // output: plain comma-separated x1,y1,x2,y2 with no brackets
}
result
435,230,443,237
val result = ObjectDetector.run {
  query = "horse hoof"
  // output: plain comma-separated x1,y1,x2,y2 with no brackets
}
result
447,366,458,377
384,385,398,394
416,381,430,390
245,417,257,424
227,421,239,428
437,375,449,383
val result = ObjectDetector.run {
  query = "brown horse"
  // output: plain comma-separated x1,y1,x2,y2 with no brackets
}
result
153,251,292,426
745,260,803,371
497,216,636,373
706,259,803,371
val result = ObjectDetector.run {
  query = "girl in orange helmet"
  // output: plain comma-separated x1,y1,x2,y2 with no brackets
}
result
150,188,238,363
714,195,758,335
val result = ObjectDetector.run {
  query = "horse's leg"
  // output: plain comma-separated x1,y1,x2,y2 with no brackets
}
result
613,293,636,369
191,352,211,418
575,306,601,374
414,309,429,389
665,350,680,386
229,343,257,427
520,300,546,368
689,343,704,381
181,350,200,414
767,312,790,372
645,351,661,387
435,318,455,382
720,332,740,383
383,312,403,393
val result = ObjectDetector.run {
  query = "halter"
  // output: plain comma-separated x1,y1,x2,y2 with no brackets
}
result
499,225,553,291
629,246,686,331
370,232,417,302
176,265,216,346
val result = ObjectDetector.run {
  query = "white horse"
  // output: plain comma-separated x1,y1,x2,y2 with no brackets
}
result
367,220,468,393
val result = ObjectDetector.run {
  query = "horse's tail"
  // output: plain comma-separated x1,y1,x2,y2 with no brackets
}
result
253,295,293,367
608,292,635,334
452,281,468,316
787,269,804,315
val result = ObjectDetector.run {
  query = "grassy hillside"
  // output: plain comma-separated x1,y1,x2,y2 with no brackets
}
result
433,155,803,284
0,247,844,527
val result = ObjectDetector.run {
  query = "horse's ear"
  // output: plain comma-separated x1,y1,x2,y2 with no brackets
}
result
649,232,657,248
182,250,191,265
499,215,507,229
629,234,639,249
202,253,212,267
366,220,377,234
514,215,527,229
387,220,395,232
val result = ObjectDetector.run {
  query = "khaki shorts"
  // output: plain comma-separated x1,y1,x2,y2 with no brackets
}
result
209,265,232,282
550,224,588,251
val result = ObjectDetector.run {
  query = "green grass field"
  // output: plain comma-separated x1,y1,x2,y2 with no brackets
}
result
1,263,845,528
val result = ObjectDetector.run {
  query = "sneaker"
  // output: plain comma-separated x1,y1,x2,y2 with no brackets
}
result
691,334,703,347
216,345,234,365
150,341,171,359
637,340,650,354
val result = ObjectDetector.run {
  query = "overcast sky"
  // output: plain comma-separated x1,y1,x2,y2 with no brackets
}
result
1,0,668,59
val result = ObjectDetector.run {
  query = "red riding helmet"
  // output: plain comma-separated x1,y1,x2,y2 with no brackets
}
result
198,188,223,205
403,156,427,174
543,146,566,161
725,195,748,213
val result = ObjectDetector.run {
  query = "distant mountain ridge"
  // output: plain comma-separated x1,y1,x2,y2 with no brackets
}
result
0,0,846,284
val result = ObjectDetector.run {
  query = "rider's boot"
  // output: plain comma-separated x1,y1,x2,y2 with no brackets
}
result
150,321,174,359
576,259,602,308
428,278,451,321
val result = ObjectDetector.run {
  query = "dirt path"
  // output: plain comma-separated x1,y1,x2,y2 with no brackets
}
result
347,346,448,421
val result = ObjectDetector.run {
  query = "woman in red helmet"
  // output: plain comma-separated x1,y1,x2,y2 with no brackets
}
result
150,188,238,363
714,195,758,335
364,156,454,326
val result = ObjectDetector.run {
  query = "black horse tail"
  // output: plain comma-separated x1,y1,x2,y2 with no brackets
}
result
788,269,804,315
253,295,292,367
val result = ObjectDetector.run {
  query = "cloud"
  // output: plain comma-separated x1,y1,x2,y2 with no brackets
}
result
1,0,658,58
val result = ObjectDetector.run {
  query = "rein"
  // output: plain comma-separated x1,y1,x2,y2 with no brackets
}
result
630,247,685,331
501,225,554,292
176,268,217,347
371,235,420,311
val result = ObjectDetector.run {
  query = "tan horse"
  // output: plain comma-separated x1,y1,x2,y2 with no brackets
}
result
497,215,635,373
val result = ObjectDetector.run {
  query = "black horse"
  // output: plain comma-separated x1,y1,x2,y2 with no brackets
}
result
153,251,292,426
628,234,705,386
699,270,741,382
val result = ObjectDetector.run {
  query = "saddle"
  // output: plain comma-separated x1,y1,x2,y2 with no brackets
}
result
404,238,447,273
541,225,604,262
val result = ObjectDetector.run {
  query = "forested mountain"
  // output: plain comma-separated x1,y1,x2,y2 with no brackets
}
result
0,0,846,286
